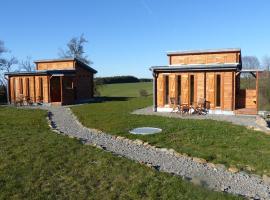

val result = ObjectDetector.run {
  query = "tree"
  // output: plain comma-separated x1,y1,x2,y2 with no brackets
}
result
20,56,35,71
241,56,260,88
0,40,8,69
262,55,270,71
0,56,18,86
59,34,92,65
242,56,260,69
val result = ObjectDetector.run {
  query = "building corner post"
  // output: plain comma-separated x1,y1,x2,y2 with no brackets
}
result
5,75,10,104
152,71,158,112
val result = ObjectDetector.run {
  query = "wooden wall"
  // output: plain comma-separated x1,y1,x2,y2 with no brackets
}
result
237,89,257,109
74,63,94,101
169,52,240,65
36,61,75,70
9,75,49,103
156,71,235,111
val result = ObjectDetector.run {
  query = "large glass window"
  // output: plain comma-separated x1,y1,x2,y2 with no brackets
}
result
189,75,195,105
177,75,181,105
216,74,221,107
19,78,23,94
25,78,30,97
165,75,169,104
39,77,43,100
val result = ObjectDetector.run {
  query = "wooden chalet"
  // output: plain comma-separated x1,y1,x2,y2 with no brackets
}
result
5,58,97,105
150,48,260,115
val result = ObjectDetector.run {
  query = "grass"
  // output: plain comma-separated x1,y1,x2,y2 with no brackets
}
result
72,82,270,176
0,107,240,199
98,82,152,97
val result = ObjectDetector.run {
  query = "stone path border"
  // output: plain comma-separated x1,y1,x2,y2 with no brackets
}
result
132,106,270,133
43,106,270,199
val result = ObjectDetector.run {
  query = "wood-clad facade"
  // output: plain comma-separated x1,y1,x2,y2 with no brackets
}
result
6,58,97,105
151,48,259,115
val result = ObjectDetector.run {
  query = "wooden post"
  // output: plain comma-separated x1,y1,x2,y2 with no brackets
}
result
256,71,259,113
152,72,158,112
33,76,36,102
233,71,236,111
60,76,63,104
48,76,50,103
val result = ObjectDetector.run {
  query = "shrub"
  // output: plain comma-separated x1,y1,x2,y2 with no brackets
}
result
139,89,148,97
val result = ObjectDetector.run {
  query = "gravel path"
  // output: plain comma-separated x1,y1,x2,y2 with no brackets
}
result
45,106,270,199
133,106,270,133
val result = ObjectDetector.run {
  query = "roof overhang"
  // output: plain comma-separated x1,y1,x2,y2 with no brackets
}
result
150,63,241,73
5,69,76,76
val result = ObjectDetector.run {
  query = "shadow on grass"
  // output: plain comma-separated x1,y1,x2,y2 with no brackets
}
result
73,96,134,106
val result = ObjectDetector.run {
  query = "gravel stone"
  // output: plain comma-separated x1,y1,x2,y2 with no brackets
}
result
37,106,270,199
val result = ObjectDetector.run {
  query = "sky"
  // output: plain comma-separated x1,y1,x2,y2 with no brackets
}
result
1,0,270,78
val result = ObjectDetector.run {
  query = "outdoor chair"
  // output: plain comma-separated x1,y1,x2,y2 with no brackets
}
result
25,96,33,106
37,96,43,105
180,103,190,114
194,98,206,115
15,94,24,106
170,97,180,113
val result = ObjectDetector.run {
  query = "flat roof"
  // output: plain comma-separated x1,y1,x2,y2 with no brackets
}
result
5,69,76,76
150,63,241,72
167,48,241,56
34,57,75,63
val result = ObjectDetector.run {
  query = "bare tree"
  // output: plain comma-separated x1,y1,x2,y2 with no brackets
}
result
0,56,18,86
242,56,260,69
0,40,8,69
20,56,35,71
262,55,270,71
59,34,92,65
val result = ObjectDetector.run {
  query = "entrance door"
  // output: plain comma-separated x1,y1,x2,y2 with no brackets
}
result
50,77,61,102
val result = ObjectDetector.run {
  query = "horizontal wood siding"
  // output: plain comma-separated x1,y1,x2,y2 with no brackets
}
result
74,63,94,101
36,61,75,70
170,52,239,65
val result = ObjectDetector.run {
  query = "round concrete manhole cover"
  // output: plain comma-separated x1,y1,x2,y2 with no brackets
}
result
129,127,162,135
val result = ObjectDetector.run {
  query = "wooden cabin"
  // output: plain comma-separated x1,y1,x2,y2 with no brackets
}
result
5,58,97,105
150,48,260,115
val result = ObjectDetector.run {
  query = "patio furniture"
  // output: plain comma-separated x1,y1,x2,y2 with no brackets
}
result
15,94,24,106
25,96,33,106
170,97,180,113
194,98,206,115
180,103,190,114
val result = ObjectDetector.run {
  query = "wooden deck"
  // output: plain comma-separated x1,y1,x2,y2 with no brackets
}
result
234,108,257,115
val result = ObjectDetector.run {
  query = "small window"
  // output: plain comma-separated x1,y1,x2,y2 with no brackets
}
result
63,78,73,90
216,74,221,107
165,76,169,104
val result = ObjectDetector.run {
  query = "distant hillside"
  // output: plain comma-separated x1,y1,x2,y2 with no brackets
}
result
95,76,152,84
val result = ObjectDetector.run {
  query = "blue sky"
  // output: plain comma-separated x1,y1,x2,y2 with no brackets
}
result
1,0,270,77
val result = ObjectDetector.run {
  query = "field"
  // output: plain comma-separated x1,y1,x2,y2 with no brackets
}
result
0,106,240,199
98,82,152,97
72,82,270,176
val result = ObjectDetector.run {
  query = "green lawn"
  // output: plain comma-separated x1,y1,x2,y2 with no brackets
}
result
0,107,240,199
98,82,152,97
72,82,270,176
